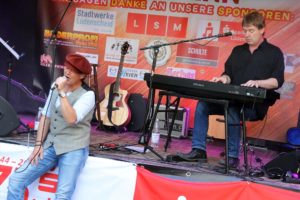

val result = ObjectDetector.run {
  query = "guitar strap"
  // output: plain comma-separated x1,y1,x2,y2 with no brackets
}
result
107,82,118,127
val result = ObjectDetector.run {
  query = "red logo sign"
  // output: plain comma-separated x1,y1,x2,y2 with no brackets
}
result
126,13,188,38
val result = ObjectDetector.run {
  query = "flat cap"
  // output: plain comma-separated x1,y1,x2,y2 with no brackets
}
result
64,54,91,75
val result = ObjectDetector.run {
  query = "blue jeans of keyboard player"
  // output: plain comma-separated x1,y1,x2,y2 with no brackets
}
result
7,146,88,200
192,101,258,158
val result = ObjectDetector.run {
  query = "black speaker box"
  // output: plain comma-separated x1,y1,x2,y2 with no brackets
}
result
127,93,147,132
0,96,20,136
264,151,300,178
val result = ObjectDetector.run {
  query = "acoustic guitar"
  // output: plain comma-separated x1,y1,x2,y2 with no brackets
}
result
97,41,131,127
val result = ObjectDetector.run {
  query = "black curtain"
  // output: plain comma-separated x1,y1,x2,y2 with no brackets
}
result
0,0,46,114
0,0,40,89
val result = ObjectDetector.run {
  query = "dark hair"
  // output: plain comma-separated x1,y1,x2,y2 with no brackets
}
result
242,11,265,29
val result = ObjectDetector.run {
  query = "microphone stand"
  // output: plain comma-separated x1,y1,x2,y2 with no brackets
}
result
46,1,73,84
0,36,23,101
140,32,231,51
139,32,232,161
0,36,29,134
5,55,13,101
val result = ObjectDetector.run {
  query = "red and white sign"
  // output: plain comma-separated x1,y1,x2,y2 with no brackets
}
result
176,43,219,67
1,143,300,200
0,143,137,200
126,13,188,38
219,21,245,44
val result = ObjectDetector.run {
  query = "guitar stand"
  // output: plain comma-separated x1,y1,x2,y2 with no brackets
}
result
90,64,106,131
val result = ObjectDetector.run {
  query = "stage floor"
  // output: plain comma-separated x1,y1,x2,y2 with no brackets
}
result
1,115,300,193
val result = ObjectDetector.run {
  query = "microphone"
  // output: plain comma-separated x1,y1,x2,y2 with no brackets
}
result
51,76,67,90
218,31,233,37
51,84,58,90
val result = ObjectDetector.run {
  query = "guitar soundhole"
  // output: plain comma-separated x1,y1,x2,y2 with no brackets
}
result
113,93,121,101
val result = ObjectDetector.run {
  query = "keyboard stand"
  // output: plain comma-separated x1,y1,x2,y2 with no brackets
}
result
148,90,231,174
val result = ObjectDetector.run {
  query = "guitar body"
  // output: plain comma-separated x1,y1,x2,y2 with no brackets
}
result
96,41,131,127
98,84,131,127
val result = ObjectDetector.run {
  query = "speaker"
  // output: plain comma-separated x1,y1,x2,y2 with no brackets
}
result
264,151,300,179
127,93,147,132
0,96,20,136
156,104,190,138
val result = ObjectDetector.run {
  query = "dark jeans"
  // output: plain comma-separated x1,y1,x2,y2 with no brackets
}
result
192,101,258,158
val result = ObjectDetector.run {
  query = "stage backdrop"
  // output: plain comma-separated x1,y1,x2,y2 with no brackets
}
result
36,0,300,143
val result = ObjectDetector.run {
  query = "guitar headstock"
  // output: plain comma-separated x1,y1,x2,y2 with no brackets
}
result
121,41,130,55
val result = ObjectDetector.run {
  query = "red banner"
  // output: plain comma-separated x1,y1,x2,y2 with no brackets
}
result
134,166,300,200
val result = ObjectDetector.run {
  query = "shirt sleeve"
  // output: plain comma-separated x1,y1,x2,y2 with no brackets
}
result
271,49,285,88
222,48,235,79
73,91,95,123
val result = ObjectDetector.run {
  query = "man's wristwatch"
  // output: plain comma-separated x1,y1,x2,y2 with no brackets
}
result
58,91,66,98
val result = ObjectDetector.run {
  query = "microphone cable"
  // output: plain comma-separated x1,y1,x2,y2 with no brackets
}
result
15,87,55,173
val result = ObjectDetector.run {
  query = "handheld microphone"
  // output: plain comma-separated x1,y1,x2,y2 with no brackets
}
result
50,84,58,90
51,76,67,90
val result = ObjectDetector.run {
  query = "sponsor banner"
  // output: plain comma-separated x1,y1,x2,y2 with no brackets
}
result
219,21,244,43
126,13,188,38
284,53,299,73
0,143,137,200
74,8,116,35
104,37,139,64
144,40,172,67
176,43,219,67
217,6,293,21
1,143,300,200
166,67,196,79
110,0,147,9
277,81,296,100
134,167,300,200
196,20,221,40
34,0,300,143
44,29,99,49
75,52,99,65
71,0,108,6
107,65,149,81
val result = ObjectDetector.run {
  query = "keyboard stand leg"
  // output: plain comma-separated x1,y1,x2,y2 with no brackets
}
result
140,92,165,161
164,96,180,152
241,107,249,175
224,102,229,174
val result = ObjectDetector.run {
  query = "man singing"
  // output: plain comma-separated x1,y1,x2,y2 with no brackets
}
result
7,54,95,199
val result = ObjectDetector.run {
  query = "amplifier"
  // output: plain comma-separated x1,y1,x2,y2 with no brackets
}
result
155,104,189,138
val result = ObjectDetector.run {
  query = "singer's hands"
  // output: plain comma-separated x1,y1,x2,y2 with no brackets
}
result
29,146,44,166
55,76,67,91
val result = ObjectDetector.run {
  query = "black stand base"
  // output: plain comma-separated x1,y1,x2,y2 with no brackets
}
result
143,145,165,161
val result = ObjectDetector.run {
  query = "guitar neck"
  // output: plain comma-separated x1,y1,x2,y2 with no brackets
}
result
113,54,126,93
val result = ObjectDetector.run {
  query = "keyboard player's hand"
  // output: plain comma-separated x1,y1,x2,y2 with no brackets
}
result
211,76,228,84
241,80,259,88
